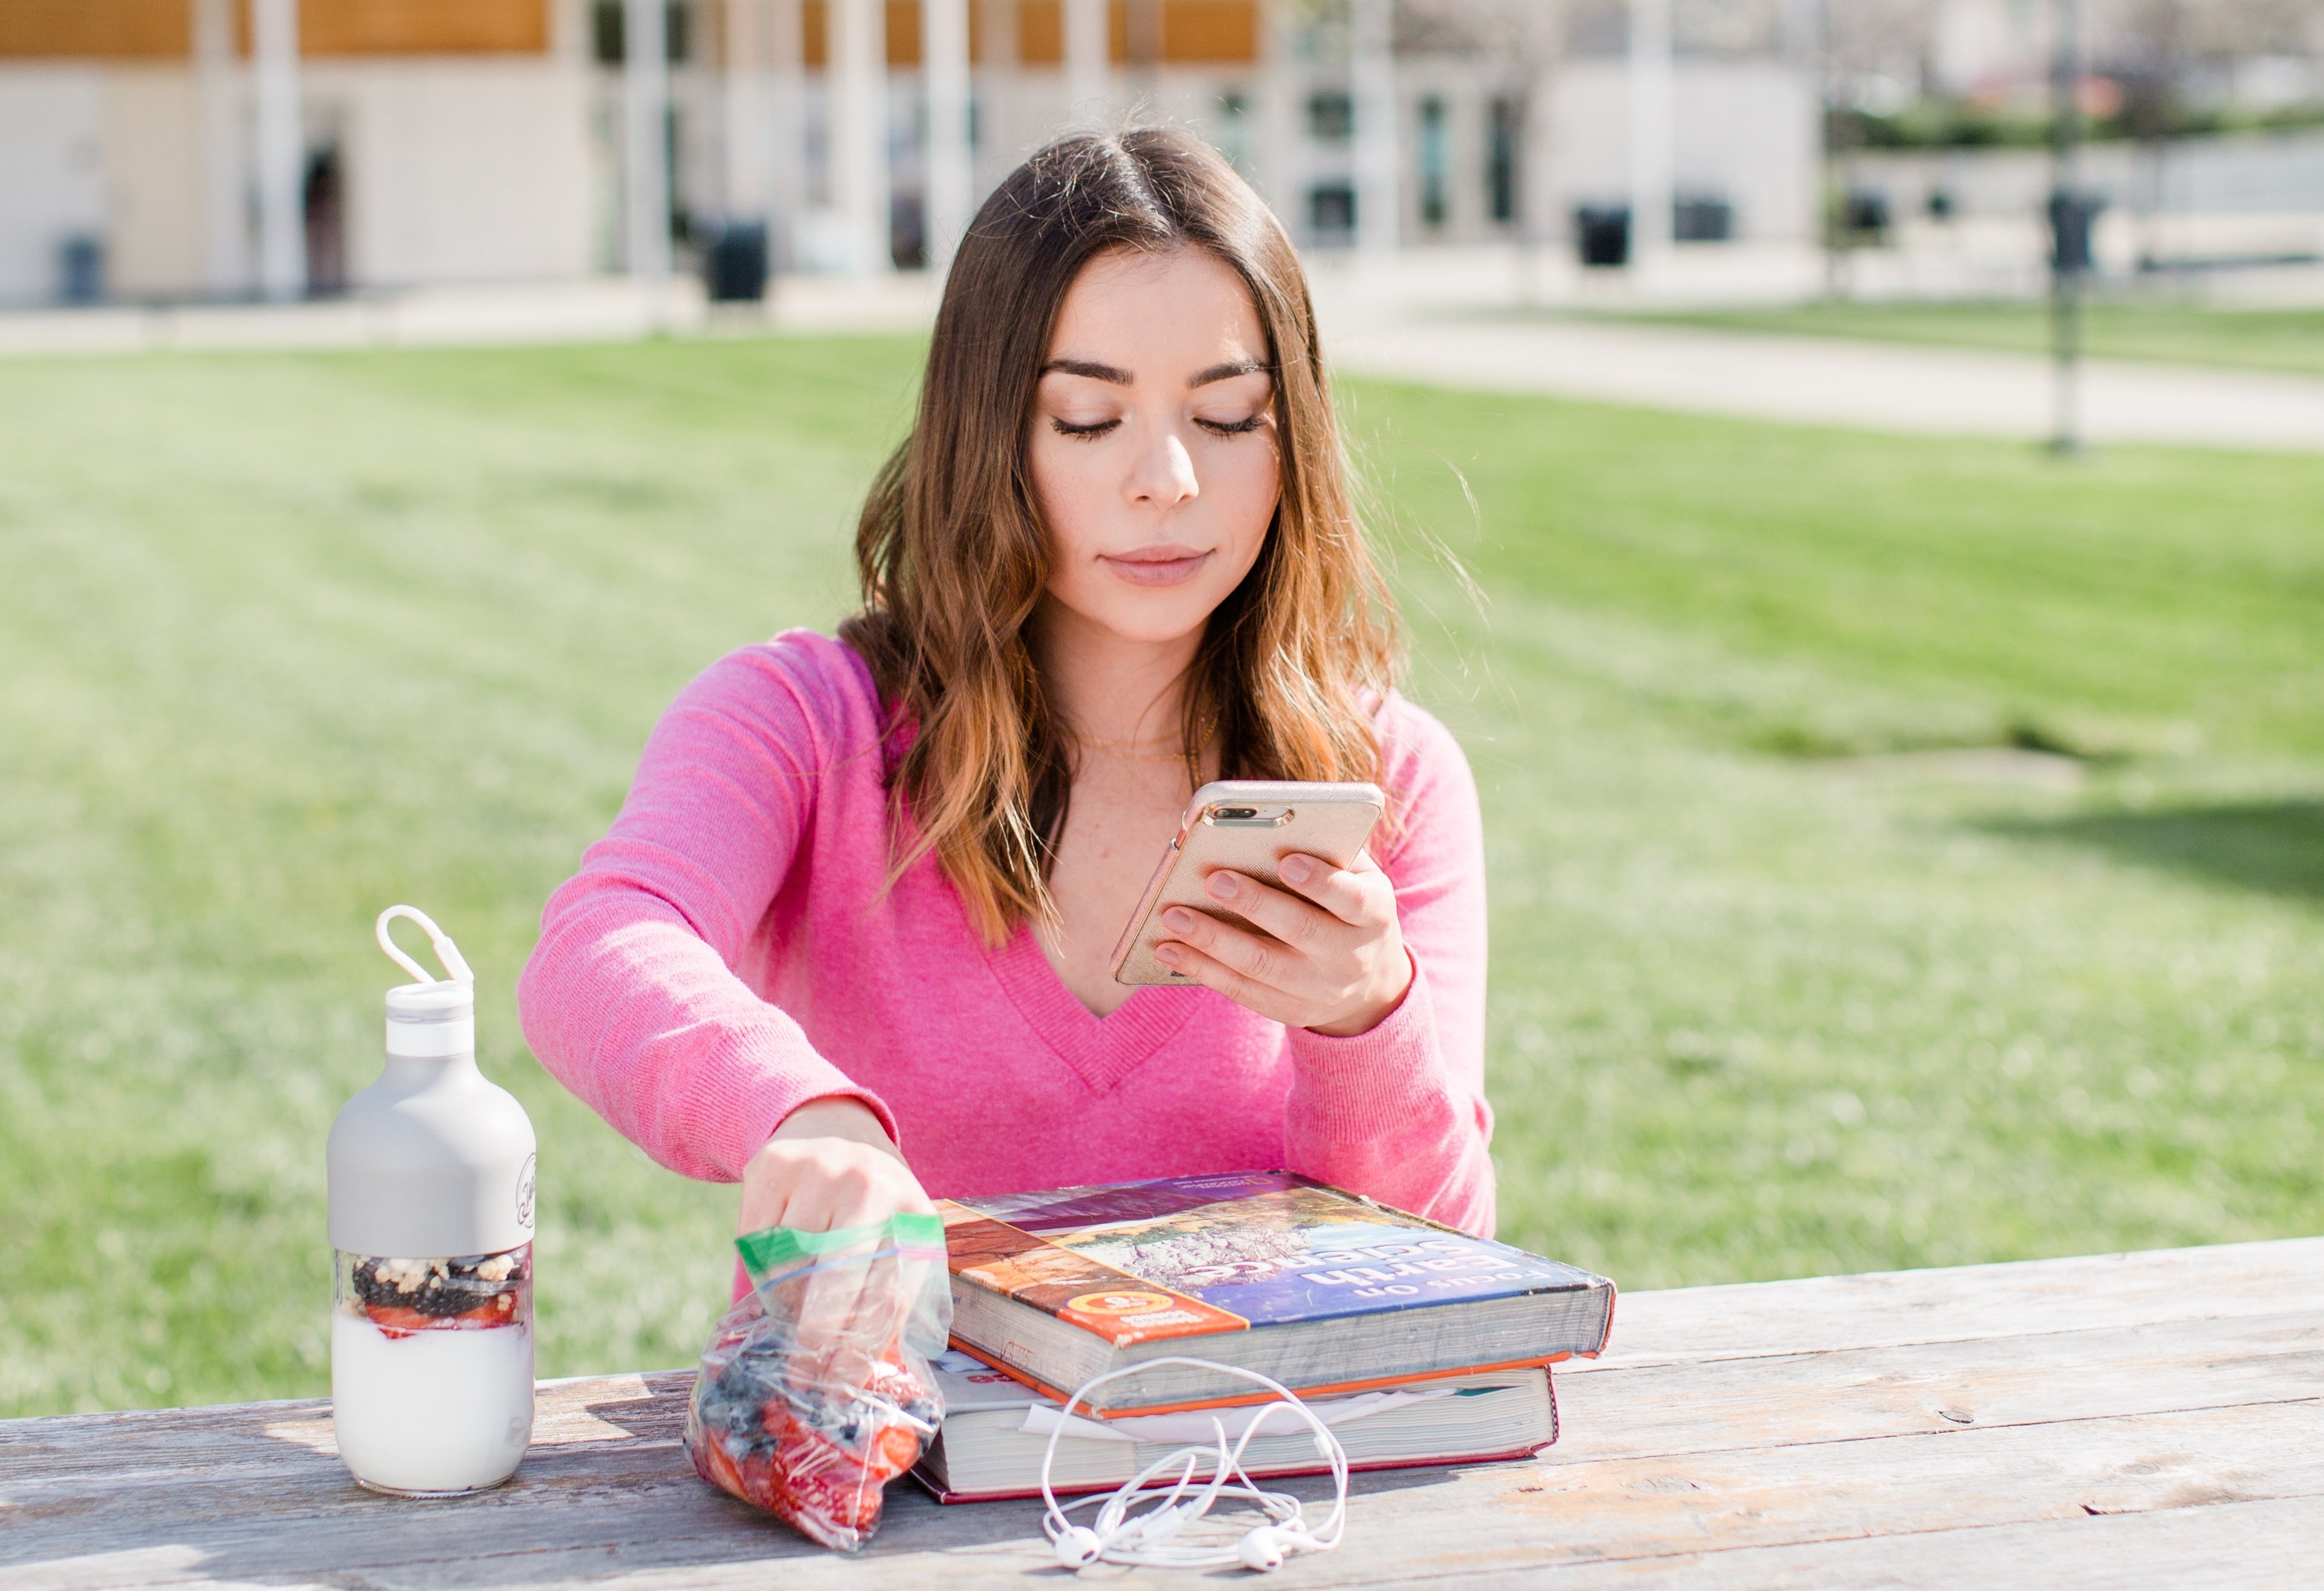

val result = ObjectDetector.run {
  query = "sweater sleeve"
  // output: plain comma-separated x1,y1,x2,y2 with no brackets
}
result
1281,699,1496,1236
516,638,896,1184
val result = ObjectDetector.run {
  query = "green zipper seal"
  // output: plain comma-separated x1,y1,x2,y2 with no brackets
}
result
735,1212,946,1279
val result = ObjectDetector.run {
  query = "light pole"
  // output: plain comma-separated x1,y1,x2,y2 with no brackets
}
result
1628,0,1673,274
2049,0,2086,456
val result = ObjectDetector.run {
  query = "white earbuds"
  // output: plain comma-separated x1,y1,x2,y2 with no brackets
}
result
1037,1357,1350,1574
1053,1526,1105,1569
1238,1527,1287,1572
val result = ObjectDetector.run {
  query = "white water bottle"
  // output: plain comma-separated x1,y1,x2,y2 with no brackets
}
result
327,906,538,1495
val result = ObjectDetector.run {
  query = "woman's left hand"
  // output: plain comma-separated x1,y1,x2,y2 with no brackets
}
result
1151,851,1413,1037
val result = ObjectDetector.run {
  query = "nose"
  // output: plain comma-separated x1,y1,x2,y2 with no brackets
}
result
1126,426,1200,513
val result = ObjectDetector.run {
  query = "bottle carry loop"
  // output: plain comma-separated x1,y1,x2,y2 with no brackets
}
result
376,904,474,987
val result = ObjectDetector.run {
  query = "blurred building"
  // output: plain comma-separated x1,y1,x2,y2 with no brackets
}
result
1818,0,2324,288
0,0,1822,306
0,2,594,304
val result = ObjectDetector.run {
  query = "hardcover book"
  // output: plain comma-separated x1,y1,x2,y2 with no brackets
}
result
936,1170,1614,1415
914,1350,1560,1503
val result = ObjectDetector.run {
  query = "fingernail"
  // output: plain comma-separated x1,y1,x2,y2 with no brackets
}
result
1163,907,1196,932
1206,871,1238,900
1280,854,1313,884
1154,942,1182,964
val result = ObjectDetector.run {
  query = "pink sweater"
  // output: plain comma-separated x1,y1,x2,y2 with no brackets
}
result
517,632,1495,1236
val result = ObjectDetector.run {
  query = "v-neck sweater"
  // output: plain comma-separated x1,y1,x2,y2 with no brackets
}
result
517,631,1495,1235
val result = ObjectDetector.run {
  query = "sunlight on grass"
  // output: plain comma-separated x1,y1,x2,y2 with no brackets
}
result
1610,300,2324,379
1,338,2318,1416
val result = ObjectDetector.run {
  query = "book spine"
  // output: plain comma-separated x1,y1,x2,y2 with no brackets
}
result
948,1342,1572,1418
914,1445,1562,1506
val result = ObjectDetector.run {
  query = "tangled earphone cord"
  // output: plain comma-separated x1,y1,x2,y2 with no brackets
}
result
1039,1357,1350,1573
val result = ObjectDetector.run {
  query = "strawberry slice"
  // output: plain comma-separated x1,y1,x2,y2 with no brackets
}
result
362,1297,517,1334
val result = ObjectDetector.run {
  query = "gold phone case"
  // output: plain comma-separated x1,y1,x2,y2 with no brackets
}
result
1109,780,1387,987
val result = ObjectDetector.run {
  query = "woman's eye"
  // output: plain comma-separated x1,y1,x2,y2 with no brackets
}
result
1195,414,1265,437
1049,416,1121,440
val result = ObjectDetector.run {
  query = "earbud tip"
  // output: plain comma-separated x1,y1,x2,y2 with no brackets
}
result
1238,1528,1285,1572
1055,1526,1105,1569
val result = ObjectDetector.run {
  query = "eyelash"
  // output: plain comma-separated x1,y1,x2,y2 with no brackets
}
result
1049,415,1265,441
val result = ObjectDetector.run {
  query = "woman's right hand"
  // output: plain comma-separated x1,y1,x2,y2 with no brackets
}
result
738,1096,933,1236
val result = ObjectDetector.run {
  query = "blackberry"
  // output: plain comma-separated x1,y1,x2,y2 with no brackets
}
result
352,1251,526,1317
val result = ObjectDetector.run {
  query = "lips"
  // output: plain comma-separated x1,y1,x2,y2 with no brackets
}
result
1100,545,1213,587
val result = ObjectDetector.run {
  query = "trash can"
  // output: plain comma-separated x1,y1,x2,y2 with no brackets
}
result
1574,206,1630,269
1840,189,1891,241
2047,191,2104,275
702,220,769,304
1673,196,1734,243
59,236,103,304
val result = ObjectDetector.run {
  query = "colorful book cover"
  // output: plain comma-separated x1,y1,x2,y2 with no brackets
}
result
939,1170,1609,1350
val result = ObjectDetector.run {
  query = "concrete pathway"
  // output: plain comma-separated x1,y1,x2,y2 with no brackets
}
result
1325,312,2324,453
0,274,942,357
7,265,2323,452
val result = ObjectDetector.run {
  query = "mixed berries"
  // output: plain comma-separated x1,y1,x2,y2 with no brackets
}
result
684,1294,942,1551
347,1250,528,1336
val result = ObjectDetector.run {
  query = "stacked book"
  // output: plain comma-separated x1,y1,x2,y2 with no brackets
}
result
918,1170,1615,1503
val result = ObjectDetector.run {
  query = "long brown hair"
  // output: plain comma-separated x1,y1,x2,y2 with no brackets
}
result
841,129,1400,946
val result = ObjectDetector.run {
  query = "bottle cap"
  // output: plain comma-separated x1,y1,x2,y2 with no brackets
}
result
386,979,475,1057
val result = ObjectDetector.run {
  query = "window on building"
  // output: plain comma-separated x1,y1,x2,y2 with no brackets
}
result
1419,96,1449,229
1310,182,1357,241
1487,97,1520,225
592,1,691,65
1307,91,1354,142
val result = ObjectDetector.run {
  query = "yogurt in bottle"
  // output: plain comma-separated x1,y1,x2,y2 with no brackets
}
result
327,907,538,1496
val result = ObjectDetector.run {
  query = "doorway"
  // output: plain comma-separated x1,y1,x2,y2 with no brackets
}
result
303,143,346,295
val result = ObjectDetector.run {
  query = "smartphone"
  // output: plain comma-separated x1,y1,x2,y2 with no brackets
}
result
1109,779,1387,988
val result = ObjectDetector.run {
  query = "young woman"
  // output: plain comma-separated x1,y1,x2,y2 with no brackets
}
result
517,130,1493,1256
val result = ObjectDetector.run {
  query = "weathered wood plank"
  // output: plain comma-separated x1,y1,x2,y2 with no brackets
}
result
13,1311,2316,1519
1577,1236,2324,1368
1551,1310,2324,1461
1321,1495,2324,1590
7,1381,2320,1587
8,1240,2322,1589
23,1491,2322,1591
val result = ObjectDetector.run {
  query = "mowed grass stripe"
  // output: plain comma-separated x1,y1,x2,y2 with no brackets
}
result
0,338,2316,1417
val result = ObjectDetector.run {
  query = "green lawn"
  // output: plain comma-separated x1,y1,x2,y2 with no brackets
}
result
2,338,2319,1419
1609,300,2324,379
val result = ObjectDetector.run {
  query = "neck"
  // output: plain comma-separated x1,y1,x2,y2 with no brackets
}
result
1031,598,1203,747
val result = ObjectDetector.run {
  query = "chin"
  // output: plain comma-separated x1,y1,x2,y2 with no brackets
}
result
1057,580,1227,645
1092,605,1213,646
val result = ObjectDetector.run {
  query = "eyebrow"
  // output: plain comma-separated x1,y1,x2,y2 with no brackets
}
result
1040,358,1131,385
1038,358,1274,389
1189,359,1270,389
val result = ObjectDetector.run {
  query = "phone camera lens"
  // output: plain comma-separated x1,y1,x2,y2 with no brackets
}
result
1215,807,1258,820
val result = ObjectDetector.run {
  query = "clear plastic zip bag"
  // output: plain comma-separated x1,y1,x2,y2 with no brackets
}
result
683,1213,951,1550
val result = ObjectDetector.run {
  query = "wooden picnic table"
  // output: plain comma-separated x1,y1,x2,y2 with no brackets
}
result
5,1237,2317,1589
